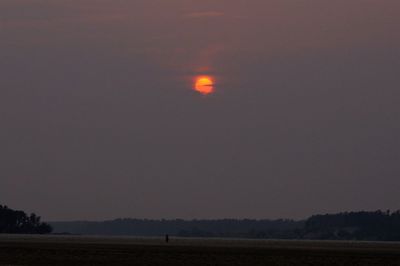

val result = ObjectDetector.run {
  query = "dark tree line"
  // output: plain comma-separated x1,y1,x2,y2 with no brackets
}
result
0,205,52,234
303,210,400,241
51,210,400,241
51,218,303,238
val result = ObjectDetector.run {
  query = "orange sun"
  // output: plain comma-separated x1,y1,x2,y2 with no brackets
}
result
194,76,214,95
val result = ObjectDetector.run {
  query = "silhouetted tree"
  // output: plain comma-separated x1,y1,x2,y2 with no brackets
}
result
0,205,52,234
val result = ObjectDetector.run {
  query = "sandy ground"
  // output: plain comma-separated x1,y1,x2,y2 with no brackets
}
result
1,234,400,265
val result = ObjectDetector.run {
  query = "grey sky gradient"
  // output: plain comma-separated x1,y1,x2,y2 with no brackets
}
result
1,0,399,221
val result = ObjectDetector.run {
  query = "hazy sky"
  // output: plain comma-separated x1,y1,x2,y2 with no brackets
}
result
1,0,399,221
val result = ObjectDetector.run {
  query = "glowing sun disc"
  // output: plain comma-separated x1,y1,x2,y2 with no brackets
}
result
194,76,214,95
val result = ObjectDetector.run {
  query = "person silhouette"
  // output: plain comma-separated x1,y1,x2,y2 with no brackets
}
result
165,234,169,243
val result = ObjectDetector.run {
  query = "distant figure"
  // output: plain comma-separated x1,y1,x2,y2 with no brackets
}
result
165,234,169,243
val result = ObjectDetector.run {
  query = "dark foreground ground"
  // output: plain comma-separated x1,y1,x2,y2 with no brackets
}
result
1,235,400,266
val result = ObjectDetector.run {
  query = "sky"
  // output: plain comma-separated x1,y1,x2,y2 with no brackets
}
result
1,0,399,221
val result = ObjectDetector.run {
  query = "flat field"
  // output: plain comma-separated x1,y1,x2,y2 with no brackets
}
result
1,235,400,265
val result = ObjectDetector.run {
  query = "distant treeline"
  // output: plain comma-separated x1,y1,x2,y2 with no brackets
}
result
51,219,303,239
51,210,400,241
304,210,400,241
0,205,52,234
